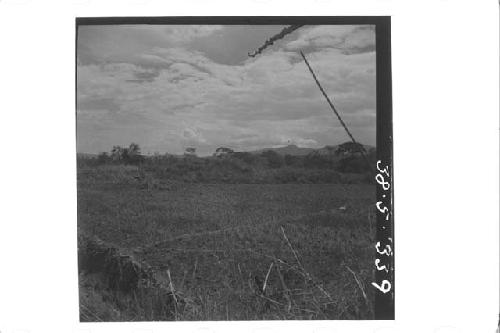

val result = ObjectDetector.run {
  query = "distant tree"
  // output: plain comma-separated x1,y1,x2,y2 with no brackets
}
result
284,154,302,167
108,143,144,164
325,145,336,156
128,143,141,156
333,142,373,173
232,151,256,165
261,150,284,168
284,154,294,166
335,141,365,156
111,145,125,162
97,152,109,164
214,147,234,157
337,155,369,173
304,151,331,169
185,147,197,156
127,143,144,164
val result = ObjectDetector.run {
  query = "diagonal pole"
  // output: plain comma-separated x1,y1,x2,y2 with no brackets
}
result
299,50,374,176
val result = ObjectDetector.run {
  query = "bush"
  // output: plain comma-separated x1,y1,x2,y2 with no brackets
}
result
303,152,332,169
232,152,256,165
284,154,303,167
260,150,284,169
337,156,370,173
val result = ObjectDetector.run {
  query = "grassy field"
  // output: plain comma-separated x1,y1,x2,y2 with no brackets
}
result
78,165,376,321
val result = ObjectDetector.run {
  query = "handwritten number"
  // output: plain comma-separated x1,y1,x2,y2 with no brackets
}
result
374,160,393,296
372,280,391,294
376,174,390,190
376,201,388,214
376,160,390,177
376,241,393,256
375,259,389,273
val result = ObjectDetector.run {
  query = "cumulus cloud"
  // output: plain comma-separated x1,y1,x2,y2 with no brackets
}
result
164,25,223,43
182,127,208,145
77,25,222,65
284,25,375,55
77,25,376,155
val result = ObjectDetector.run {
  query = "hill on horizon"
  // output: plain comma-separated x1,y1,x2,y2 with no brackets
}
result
252,143,375,156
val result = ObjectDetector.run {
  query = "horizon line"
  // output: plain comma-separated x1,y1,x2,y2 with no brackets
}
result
76,142,377,156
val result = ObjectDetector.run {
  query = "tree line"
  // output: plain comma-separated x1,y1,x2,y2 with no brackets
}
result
82,142,375,176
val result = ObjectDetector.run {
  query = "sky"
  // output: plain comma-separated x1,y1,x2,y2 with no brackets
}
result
77,24,376,156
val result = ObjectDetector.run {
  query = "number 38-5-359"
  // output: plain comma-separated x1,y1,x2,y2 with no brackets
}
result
371,160,393,294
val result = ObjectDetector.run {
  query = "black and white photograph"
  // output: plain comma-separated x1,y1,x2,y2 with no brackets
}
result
0,1,499,332
76,18,393,321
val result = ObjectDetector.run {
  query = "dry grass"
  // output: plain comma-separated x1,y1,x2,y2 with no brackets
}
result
78,167,376,320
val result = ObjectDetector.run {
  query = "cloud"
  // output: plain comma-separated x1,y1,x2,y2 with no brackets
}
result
77,25,222,65
77,96,121,113
284,25,375,55
165,25,223,43
182,127,207,145
76,25,376,155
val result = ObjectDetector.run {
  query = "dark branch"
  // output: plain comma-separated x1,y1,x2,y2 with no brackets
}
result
248,25,305,57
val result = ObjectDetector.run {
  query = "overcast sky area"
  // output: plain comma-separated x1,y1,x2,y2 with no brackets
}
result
77,24,376,155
